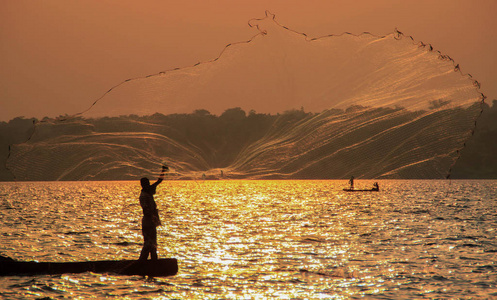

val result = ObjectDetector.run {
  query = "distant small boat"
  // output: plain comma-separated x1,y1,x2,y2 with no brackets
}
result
343,188,379,192
0,258,178,277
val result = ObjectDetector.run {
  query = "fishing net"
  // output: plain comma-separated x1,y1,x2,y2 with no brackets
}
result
3,12,485,181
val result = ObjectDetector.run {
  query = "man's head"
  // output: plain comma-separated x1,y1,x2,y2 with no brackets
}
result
140,177,150,188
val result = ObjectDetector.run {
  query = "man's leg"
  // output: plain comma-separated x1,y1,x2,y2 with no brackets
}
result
150,226,158,260
139,223,154,260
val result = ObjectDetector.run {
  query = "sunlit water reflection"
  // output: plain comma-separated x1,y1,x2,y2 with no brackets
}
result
1,180,496,298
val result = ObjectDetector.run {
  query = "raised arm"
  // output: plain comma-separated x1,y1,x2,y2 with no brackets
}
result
152,165,168,187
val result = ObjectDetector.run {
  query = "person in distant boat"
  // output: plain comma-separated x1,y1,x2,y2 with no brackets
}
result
349,176,355,190
372,182,379,191
139,165,168,260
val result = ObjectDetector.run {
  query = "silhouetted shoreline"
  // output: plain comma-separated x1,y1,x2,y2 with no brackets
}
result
1,102,496,181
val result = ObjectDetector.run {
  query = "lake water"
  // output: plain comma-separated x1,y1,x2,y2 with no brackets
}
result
0,180,496,299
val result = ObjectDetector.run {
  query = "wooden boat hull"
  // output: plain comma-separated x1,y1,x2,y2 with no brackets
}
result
0,258,178,277
343,188,379,192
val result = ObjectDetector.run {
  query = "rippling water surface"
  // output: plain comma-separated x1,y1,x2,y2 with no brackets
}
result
0,180,496,299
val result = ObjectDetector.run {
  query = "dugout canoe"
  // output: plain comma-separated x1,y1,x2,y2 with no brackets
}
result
343,188,379,192
0,258,178,277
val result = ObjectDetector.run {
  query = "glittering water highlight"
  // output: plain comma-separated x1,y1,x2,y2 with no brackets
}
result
1,180,496,298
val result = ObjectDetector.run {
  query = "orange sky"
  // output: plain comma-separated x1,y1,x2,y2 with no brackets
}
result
1,0,496,121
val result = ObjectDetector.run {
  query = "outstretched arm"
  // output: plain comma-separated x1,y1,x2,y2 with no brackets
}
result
153,165,168,186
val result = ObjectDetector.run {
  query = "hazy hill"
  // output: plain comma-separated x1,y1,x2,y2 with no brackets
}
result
450,100,497,179
1,102,492,181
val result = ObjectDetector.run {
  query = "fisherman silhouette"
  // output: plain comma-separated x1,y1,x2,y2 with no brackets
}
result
139,165,167,260
349,176,355,190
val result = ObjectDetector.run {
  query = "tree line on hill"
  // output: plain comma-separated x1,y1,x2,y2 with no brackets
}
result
1,102,496,180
